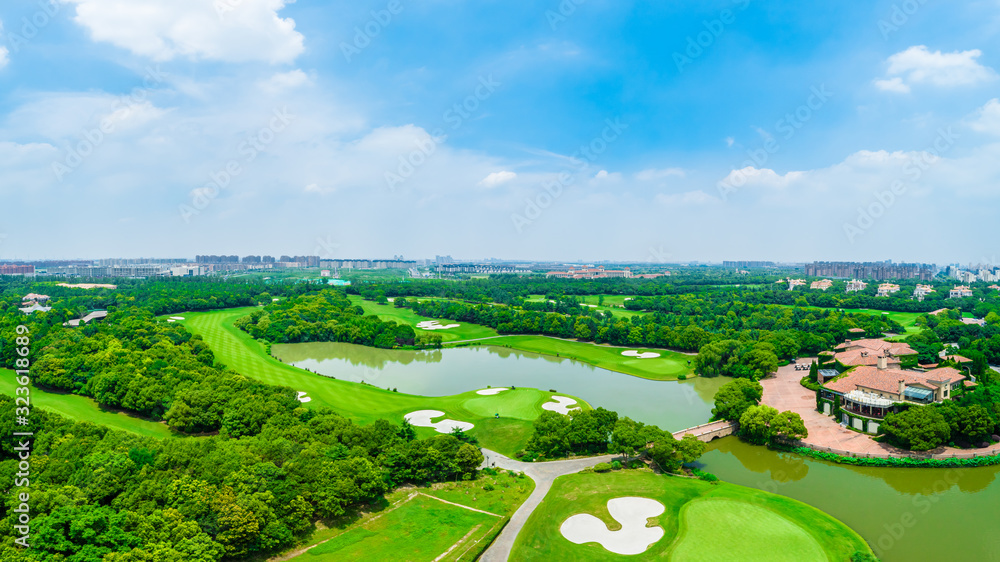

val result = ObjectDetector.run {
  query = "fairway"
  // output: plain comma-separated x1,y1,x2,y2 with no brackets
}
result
670,498,824,562
480,335,694,381
349,296,499,342
305,494,500,562
0,369,177,439
512,470,872,561
176,308,588,455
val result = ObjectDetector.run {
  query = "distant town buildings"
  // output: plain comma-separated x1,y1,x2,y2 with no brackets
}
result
722,260,776,269
876,283,900,297
787,278,807,290
805,261,935,281
322,259,416,270
950,286,974,299
439,263,532,275
0,264,35,276
546,266,633,279
810,279,833,290
913,284,935,301
845,279,868,293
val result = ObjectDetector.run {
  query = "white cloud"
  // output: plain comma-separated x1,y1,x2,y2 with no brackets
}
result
61,0,304,63
258,69,311,94
0,46,8,69
725,137,734,147
635,168,685,181
969,98,1000,135
874,77,910,94
654,190,718,206
876,45,996,92
478,170,517,188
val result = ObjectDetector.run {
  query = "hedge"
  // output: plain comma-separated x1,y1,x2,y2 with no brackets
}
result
771,443,1000,468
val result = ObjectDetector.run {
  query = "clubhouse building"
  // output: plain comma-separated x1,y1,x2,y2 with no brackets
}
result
817,341,968,434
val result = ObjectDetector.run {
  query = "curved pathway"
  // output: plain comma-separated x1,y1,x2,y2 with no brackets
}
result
478,449,616,562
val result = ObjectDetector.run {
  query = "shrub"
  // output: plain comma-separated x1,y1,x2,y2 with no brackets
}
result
483,483,495,492
677,374,687,380
611,460,622,470
691,468,719,482
593,462,612,473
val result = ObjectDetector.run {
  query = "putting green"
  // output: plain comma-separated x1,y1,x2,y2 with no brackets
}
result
671,498,825,562
174,308,588,455
479,335,693,381
349,296,499,342
513,470,872,561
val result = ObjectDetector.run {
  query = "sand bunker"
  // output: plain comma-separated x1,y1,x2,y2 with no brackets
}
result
56,283,117,289
297,391,312,403
167,319,175,322
476,388,509,396
560,497,665,555
622,350,661,359
404,410,474,433
416,320,460,330
542,396,579,415
170,316,185,321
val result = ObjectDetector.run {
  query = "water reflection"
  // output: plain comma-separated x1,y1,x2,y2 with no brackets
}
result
271,341,725,432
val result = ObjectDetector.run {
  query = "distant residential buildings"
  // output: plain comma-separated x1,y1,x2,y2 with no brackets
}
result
0,264,35,276
439,263,531,275
805,261,935,281
722,260,776,268
876,283,900,297
990,284,1000,291
913,284,935,301
950,286,974,299
787,278,807,290
546,266,633,279
810,279,833,290
322,259,416,270
845,279,868,293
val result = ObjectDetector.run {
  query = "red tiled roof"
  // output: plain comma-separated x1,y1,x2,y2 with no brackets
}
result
824,366,965,396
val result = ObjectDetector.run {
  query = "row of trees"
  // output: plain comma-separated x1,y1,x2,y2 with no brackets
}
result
711,379,809,446
523,408,706,472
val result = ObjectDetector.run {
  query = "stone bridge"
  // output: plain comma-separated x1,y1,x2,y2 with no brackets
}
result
671,420,736,442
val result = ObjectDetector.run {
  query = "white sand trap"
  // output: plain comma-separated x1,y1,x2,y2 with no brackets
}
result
404,410,474,433
167,319,175,322
416,320,460,330
542,396,580,415
476,388,509,396
560,497,665,555
170,316,185,320
297,391,312,403
622,350,661,359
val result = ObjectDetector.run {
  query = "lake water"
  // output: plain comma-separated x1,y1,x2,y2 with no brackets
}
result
271,342,727,432
274,341,998,561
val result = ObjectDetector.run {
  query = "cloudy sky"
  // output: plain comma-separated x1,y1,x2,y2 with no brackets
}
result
1,0,998,263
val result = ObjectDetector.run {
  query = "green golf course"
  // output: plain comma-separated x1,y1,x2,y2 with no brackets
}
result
349,296,499,342
512,469,873,561
475,335,694,381
176,307,588,455
0,368,177,439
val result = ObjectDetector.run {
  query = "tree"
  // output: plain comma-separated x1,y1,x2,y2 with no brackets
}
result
769,410,808,443
712,379,764,421
675,434,706,463
738,405,779,445
611,418,647,459
808,361,819,382
741,347,779,380
454,444,484,475
881,407,951,451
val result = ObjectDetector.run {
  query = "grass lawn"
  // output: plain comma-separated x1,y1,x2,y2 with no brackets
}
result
475,335,694,381
512,469,872,561
295,470,534,562
0,368,177,439
175,308,587,455
349,296,499,342
524,294,646,319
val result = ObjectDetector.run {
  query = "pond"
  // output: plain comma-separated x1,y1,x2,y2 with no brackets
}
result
699,437,1000,562
271,342,727,432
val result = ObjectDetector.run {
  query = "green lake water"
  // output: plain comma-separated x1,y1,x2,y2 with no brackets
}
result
274,341,999,561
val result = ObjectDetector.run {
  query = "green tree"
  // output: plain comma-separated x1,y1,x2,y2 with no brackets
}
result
769,410,808,443
738,405,779,445
712,379,764,421
881,407,951,451
454,444,484,475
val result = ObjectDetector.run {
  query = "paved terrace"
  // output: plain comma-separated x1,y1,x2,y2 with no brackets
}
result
762,360,1000,458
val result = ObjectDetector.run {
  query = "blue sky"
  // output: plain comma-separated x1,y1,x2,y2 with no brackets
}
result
1,0,999,264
